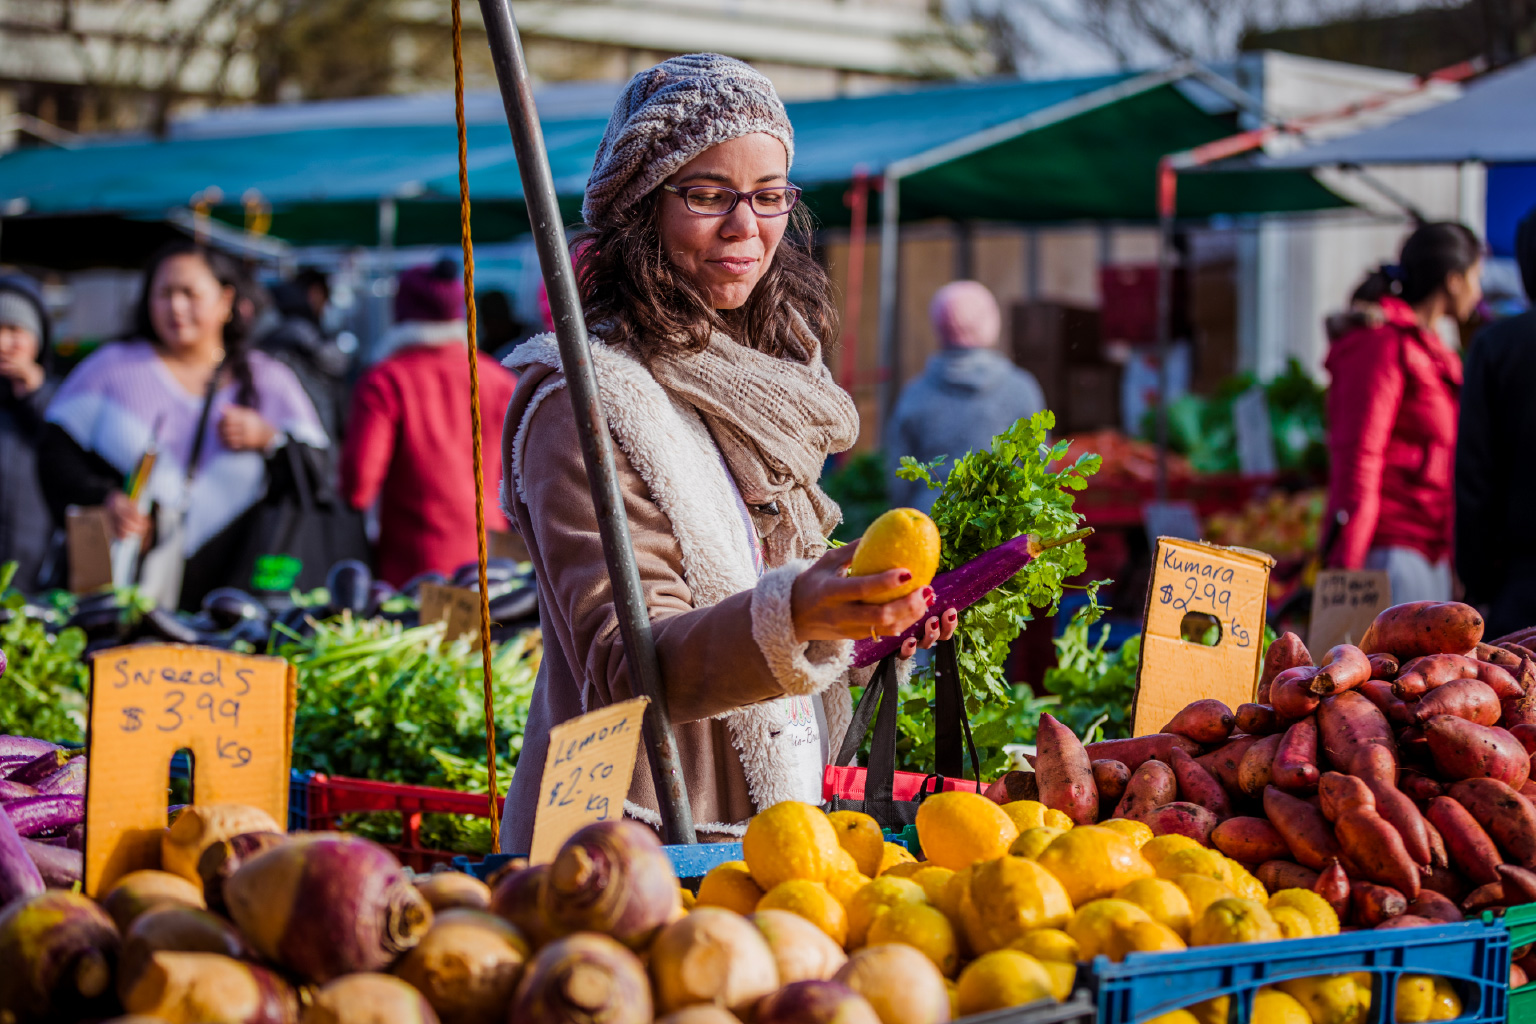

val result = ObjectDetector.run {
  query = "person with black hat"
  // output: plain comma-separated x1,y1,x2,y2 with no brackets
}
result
0,272,57,592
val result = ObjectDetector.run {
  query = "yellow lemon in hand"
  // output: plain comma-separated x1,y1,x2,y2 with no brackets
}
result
848,508,941,603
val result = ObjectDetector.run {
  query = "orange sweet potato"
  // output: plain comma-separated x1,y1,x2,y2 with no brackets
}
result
1350,881,1408,926
1035,712,1098,826
1085,733,1202,771
1377,914,1436,930
1138,801,1219,845
1259,860,1320,892
1170,747,1230,819
1264,785,1343,870
1271,669,1323,720
1272,718,1320,793
1511,725,1536,756
1196,735,1263,797
1334,802,1421,897
1091,760,1131,807
1461,882,1509,914
1211,816,1290,864
1318,772,1375,822
1424,716,1532,790
1317,691,1397,773
1476,642,1523,669
1407,890,1462,923
1358,680,1415,727
1415,678,1501,726
1399,772,1444,806
1312,859,1350,922
1498,864,1536,904
1361,601,1485,661
1369,653,1401,680
1423,815,1450,870
1235,704,1282,736
1114,759,1176,821
983,771,1039,805
1310,645,1372,697
1393,654,1482,699
1162,699,1235,746
1502,693,1536,730
1239,733,1284,797
1448,778,1536,870
1420,861,1470,902
1260,632,1313,702
1352,745,1433,866
1427,795,1505,886
1477,661,1524,699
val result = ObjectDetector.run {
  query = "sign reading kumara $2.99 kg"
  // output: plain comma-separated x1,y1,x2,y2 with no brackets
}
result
84,644,295,895
1131,537,1275,738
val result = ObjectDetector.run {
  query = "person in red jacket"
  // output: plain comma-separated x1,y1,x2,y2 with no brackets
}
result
341,260,517,586
1324,222,1483,603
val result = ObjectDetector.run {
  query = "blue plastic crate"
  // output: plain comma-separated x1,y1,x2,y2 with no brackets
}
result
454,841,744,885
1083,917,1508,1024
959,992,1095,1024
287,769,310,832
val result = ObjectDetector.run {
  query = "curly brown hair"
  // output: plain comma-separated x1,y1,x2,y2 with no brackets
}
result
573,192,839,364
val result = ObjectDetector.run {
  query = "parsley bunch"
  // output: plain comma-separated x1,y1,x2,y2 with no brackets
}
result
896,410,1102,710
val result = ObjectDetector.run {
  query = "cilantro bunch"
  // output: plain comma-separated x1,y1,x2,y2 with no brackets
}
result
896,410,1102,710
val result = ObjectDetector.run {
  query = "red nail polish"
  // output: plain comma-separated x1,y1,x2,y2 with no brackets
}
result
898,571,913,583
923,586,936,604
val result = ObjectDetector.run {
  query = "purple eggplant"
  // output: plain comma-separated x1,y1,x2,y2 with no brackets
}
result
851,528,1093,667
0,781,38,802
5,796,84,838
0,803,45,906
65,824,83,851
35,759,85,797
20,838,80,888
0,737,59,761
5,750,73,787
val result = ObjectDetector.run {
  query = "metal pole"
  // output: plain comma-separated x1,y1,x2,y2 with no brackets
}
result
476,0,696,845
875,170,901,437
1154,159,1176,504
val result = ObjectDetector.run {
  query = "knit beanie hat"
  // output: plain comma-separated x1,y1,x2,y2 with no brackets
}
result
394,260,464,325
0,272,50,354
930,280,1001,350
582,53,794,229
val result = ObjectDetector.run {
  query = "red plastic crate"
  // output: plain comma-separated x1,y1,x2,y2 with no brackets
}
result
301,773,504,871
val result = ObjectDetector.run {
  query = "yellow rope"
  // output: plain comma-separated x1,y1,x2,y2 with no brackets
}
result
452,0,501,851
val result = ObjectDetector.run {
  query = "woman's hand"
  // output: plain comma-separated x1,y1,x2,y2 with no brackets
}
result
105,490,150,541
899,606,960,660
791,542,936,644
218,406,278,452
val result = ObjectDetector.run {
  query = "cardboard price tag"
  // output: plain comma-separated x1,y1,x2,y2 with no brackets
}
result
85,644,295,895
66,506,114,593
420,583,482,646
528,697,649,865
1132,537,1276,737
1308,569,1392,658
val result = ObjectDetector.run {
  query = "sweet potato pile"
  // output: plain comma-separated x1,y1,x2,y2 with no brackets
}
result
1024,601,1536,937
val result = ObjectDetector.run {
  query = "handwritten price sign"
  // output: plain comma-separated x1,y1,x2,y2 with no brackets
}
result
1132,537,1275,737
528,697,648,865
1308,569,1391,658
85,644,294,895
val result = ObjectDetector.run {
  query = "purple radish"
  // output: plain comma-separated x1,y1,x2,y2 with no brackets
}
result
4,795,84,837
0,780,38,801
4,750,72,787
0,805,45,906
852,528,1092,667
20,838,81,888
35,759,85,797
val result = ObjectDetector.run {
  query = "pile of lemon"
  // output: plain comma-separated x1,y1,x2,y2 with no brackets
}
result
697,793,1463,1024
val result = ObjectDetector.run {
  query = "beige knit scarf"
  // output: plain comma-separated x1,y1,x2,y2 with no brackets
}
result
647,317,859,566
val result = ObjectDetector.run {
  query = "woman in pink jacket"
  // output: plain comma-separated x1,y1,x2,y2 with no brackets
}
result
1325,222,1483,603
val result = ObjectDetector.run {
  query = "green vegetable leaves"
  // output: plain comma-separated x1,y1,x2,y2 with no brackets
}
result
1041,604,1139,743
0,562,90,743
896,411,1101,708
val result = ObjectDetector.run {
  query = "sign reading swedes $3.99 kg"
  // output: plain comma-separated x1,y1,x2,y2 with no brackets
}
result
85,644,295,895
1131,537,1275,738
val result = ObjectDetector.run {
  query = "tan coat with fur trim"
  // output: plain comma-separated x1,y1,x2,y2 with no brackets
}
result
496,334,867,852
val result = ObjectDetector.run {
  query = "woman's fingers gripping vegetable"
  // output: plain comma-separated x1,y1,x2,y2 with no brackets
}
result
898,607,959,660
790,543,932,643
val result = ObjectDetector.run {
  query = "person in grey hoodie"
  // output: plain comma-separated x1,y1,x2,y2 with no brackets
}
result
886,280,1045,512
0,272,58,591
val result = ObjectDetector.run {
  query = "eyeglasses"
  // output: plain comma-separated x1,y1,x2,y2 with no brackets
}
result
661,182,802,218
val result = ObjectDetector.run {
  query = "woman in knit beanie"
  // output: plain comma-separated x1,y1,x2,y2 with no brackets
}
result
500,54,955,849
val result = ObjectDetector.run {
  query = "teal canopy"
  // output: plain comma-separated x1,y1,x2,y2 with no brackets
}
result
0,68,1345,248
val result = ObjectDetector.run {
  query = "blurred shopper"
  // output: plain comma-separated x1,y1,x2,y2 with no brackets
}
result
340,260,517,586
1325,222,1482,603
38,240,328,609
0,273,58,592
1457,209,1536,637
886,280,1045,512
258,267,348,442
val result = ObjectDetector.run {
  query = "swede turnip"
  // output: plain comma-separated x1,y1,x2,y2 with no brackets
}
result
122,951,298,1024
197,831,287,916
162,803,282,883
756,980,883,1024
834,944,952,1024
0,890,119,1022
415,871,492,913
392,908,528,1024
510,932,652,1024
750,908,848,983
301,973,440,1024
491,863,557,947
118,905,253,1001
650,907,780,1016
224,834,432,983
101,869,205,932
540,820,680,949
